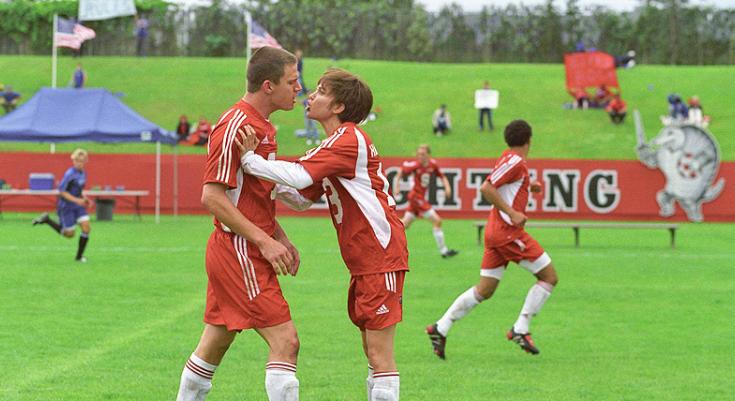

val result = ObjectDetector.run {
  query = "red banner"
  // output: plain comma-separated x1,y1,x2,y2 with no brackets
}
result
1,152,732,222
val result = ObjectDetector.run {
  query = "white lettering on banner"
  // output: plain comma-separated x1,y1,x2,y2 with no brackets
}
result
542,169,581,212
584,170,621,213
428,168,462,210
466,168,493,210
79,0,136,21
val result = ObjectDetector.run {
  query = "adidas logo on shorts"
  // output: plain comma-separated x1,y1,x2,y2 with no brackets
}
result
376,304,390,315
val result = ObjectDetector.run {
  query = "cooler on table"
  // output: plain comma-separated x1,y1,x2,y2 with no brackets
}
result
29,173,55,190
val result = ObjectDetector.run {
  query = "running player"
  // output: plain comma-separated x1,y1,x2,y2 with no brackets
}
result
393,144,458,258
32,148,92,263
235,68,408,401
426,120,559,358
175,47,303,401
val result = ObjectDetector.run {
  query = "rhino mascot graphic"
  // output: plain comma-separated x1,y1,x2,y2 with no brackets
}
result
634,110,725,222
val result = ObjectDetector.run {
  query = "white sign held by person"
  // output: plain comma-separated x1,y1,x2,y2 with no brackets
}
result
79,0,136,21
475,89,499,109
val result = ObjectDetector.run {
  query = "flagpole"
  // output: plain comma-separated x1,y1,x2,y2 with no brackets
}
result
52,13,58,88
245,10,252,63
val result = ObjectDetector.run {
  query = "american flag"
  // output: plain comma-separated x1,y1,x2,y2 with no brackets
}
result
55,17,96,50
249,20,282,49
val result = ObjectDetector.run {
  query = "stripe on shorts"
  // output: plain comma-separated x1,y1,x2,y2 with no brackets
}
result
233,235,260,300
384,271,396,292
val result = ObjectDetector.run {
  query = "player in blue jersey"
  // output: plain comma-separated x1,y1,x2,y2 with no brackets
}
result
33,148,93,262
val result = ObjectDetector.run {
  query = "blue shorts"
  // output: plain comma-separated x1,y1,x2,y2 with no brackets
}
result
58,204,89,231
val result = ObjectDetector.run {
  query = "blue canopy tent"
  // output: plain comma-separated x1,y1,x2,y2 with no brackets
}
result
0,88,178,222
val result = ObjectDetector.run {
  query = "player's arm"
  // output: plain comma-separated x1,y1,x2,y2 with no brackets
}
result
275,184,314,211
480,181,527,227
58,178,88,207
392,169,404,198
201,182,294,275
235,126,314,189
273,221,300,276
440,175,452,198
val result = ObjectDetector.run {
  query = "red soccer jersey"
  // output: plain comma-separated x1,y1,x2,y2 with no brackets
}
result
400,159,444,200
297,122,409,276
203,100,279,235
484,149,530,246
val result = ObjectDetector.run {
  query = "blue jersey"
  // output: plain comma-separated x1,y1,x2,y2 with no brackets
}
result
57,167,86,209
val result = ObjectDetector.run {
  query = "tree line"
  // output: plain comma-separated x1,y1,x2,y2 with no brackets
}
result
1,0,733,65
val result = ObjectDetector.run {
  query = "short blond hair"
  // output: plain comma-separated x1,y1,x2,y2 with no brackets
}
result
71,148,88,161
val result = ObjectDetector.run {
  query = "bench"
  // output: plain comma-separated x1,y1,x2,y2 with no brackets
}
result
473,221,679,248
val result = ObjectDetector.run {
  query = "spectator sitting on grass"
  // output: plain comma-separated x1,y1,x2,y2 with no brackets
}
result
432,104,452,136
606,94,627,125
175,115,191,142
0,85,21,114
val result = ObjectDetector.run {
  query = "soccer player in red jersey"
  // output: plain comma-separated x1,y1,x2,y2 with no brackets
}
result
176,47,304,401
426,120,559,358
235,68,408,401
393,144,458,258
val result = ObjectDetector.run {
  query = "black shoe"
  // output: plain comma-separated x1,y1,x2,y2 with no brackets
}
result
441,249,459,258
506,327,540,355
32,212,49,226
425,323,447,360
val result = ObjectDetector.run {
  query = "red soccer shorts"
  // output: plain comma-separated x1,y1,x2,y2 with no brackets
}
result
203,229,292,331
481,230,549,274
348,270,406,331
406,193,433,216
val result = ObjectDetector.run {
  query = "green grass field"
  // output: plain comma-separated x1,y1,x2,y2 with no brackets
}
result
1,56,733,160
1,213,734,400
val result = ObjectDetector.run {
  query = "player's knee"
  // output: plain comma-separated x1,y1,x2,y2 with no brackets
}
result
475,285,495,300
537,265,558,286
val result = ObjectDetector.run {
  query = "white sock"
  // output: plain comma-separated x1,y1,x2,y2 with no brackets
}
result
432,227,448,254
436,287,483,336
514,281,554,334
371,372,399,401
177,354,217,401
265,362,299,401
366,365,375,400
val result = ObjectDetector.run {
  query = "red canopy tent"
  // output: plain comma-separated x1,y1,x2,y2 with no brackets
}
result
564,51,620,93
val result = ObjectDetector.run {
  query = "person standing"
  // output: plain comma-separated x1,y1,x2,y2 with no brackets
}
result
393,144,458,258
236,68,409,401
426,120,559,359
71,63,86,88
294,49,308,96
32,149,93,263
474,81,497,131
135,15,149,57
175,46,303,401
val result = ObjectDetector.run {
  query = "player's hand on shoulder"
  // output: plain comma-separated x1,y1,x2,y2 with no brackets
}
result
259,237,294,276
234,124,260,155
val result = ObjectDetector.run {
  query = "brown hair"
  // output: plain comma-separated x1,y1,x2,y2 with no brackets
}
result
247,46,297,93
418,144,431,154
504,120,533,147
318,68,373,124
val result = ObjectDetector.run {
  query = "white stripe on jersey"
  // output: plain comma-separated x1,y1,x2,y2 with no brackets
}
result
376,162,396,207
490,154,522,184
217,111,246,182
497,178,523,225
336,127,392,249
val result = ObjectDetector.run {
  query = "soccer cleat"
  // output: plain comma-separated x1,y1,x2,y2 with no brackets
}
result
506,327,540,355
425,323,447,360
441,249,459,258
75,257,88,263
32,212,50,226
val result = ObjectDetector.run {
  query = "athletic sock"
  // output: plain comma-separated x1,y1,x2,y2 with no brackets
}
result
432,227,448,254
371,371,399,401
366,365,375,400
436,287,484,336
176,353,217,401
46,217,62,234
76,232,89,260
265,361,299,401
514,281,554,334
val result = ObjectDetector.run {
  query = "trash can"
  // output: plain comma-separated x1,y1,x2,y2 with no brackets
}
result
95,198,116,221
